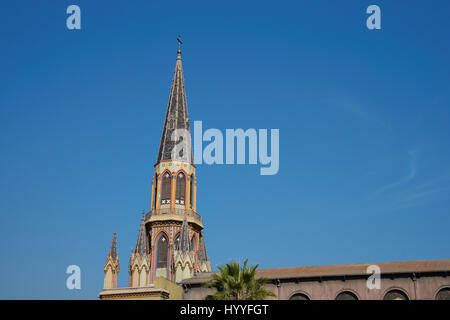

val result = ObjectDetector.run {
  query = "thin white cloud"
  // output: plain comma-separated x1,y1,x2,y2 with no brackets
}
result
365,151,450,210
394,171,450,209
370,151,417,197
408,170,450,192
394,188,444,210
403,188,442,201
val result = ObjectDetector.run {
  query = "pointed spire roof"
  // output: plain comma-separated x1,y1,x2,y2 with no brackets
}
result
198,230,208,262
129,248,134,266
109,230,118,261
179,215,191,253
157,38,193,163
135,210,149,256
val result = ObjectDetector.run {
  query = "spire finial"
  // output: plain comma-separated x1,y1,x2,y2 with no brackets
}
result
177,35,182,54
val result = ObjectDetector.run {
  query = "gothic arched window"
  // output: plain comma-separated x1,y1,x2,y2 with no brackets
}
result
156,234,168,268
189,175,194,209
161,172,172,204
176,172,186,204
436,288,450,300
383,289,409,300
153,174,158,209
290,293,310,300
190,236,195,252
335,291,358,300
174,234,180,251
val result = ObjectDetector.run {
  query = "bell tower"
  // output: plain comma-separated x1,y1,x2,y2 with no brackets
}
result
131,38,211,285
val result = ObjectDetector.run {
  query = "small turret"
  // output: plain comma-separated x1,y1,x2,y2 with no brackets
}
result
129,210,151,287
103,231,119,289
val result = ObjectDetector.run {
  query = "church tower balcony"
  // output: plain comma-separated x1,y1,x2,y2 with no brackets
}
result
144,208,203,229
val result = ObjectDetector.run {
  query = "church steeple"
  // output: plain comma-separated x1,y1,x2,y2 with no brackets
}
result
100,39,211,296
147,39,211,283
157,36,193,163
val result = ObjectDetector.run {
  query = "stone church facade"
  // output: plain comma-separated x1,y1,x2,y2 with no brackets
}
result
99,42,450,300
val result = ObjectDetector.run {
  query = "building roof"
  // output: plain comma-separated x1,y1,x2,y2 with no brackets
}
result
181,259,450,285
157,44,193,163
98,286,170,299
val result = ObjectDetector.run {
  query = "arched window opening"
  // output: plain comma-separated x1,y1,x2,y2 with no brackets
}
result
190,236,195,252
436,288,450,300
175,172,186,205
161,172,172,204
290,293,310,300
153,175,158,209
336,291,358,300
190,175,194,209
174,234,180,251
156,235,168,268
383,290,408,300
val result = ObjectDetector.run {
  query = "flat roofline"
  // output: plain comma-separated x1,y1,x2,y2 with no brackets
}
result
182,259,450,285
99,286,170,297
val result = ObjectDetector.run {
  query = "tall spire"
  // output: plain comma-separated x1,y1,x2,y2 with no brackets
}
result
135,210,148,256
109,230,118,261
157,37,193,163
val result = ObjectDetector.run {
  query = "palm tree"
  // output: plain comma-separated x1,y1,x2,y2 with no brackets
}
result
203,259,276,300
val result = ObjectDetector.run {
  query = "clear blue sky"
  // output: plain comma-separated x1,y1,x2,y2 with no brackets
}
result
1,0,450,299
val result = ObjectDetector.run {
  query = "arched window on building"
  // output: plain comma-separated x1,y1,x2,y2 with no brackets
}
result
156,235,168,268
174,234,180,251
176,172,186,205
161,172,172,204
153,174,158,209
290,293,310,300
190,236,195,252
383,289,409,300
335,291,358,300
190,175,194,209
436,288,450,300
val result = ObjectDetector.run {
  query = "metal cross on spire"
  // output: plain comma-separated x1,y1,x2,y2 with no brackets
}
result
177,35,182,52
